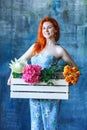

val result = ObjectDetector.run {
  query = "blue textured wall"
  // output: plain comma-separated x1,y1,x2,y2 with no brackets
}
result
0,0,87,130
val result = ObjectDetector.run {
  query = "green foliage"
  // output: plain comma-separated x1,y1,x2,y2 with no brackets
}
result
40,65,64,85
12,65,66,86
12,72,22,78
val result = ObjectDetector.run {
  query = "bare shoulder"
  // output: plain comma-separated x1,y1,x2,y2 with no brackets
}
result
19,43,35,60
27,43,35,55
29,43,35,49
55,44,78,67
55,45,65,54
26,43,35,53
56,45,64,50
55,45,70,58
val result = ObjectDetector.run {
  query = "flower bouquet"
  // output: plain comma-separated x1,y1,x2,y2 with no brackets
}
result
10,59,80,85
10,59,80,99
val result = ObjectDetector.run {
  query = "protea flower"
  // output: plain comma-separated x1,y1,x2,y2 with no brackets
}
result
9,58,27,73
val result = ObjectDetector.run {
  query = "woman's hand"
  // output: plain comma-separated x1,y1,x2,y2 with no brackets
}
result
7,78,11,86
7,74,12,86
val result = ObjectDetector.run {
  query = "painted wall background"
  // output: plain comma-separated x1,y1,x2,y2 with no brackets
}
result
0,0,87,130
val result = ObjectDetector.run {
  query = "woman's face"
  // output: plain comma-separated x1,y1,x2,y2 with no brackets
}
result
42,21,56,40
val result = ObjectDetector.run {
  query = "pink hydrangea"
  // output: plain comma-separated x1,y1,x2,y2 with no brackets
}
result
22,64,42,85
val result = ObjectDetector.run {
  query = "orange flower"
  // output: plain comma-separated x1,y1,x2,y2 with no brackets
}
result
63,65,72,77
64,65,72,71
75,71,80,78
71,78,78,84
65,76,71,82
71,67,77,73
63,71,69,76
69,75,74,81
63,65,80,85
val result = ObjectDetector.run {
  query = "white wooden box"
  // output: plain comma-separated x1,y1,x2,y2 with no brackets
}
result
10,78,69,100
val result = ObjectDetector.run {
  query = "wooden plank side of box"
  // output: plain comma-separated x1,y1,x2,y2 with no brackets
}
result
11,78,68,86
10,92,69,99
11,85,69,92
10,78,69,99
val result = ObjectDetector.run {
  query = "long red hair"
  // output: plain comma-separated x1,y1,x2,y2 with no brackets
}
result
32,17,60,55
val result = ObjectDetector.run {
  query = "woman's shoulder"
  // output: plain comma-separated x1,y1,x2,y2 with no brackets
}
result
55,44,64,51
27,43,36,52
55,44,66,56
30,43,35,48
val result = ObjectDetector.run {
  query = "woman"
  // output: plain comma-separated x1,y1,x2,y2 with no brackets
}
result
8,17,78,130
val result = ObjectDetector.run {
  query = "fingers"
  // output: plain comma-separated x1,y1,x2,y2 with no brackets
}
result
7,78,11,86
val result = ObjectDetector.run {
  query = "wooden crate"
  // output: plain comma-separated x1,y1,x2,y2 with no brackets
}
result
10,78,69,100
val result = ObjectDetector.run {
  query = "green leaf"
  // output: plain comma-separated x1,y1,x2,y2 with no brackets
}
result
47,81,54,86
12,72,22,78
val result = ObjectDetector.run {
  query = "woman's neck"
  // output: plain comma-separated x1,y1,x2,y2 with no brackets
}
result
46,39,56,45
